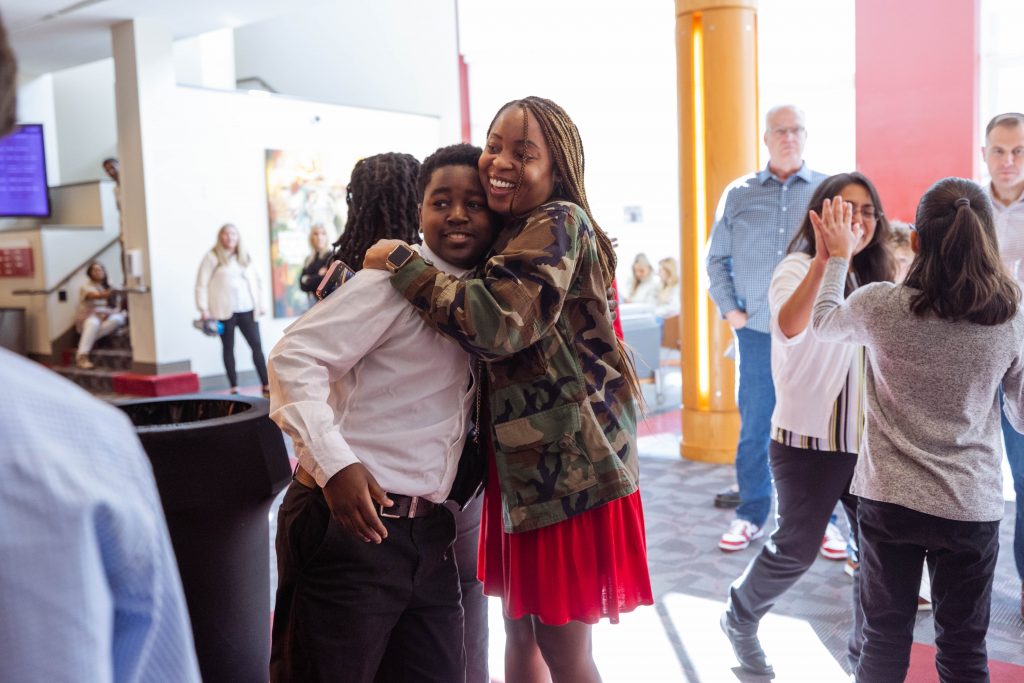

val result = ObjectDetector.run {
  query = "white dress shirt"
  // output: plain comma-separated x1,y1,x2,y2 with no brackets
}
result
0,348,200,683
268,244,474,502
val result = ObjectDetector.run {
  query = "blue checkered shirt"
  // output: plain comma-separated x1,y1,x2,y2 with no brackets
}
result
705,163,827,333
0,349,200,683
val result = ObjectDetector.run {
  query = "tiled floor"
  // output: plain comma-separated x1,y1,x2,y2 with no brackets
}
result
266,374,1024,682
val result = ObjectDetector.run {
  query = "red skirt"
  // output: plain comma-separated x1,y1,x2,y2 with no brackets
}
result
477,446,654,626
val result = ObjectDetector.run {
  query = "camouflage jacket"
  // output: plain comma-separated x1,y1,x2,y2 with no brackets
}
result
391,200,639,533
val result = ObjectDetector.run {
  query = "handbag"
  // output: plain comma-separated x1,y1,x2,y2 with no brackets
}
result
447,360,488,510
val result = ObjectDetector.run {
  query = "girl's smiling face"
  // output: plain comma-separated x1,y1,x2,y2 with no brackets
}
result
479,105,557,217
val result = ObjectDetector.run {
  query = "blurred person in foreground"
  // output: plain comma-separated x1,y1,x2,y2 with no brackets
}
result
0,16,200,682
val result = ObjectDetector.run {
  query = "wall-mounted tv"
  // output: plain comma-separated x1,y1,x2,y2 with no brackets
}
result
0,124,51,218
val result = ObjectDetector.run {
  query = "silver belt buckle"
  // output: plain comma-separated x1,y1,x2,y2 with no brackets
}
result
380,496,418,518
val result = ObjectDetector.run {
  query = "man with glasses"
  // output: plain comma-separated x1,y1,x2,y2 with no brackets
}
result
705,105,829,552
982,111,1024,618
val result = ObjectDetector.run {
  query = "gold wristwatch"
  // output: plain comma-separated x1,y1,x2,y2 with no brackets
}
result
385,244,415,273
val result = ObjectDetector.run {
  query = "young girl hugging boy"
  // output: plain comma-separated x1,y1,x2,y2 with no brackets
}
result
365,96,653,683
812,177,1024,683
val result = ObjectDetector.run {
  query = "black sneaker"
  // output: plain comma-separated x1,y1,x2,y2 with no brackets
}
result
714,485,742,509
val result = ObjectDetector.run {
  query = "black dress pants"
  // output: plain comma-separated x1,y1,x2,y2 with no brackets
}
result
220,310,269,388
855,498,999,683
726,442,863,669
270,481,465,683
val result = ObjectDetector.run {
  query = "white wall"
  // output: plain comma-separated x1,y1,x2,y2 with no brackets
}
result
234,0,462,143
144,86,440,379
51,59,119,185
980,0,1024,174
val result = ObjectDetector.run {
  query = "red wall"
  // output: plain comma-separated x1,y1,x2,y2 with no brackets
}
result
855,0,979,222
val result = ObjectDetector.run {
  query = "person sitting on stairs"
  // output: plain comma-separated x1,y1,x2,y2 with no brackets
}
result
74,261,126,369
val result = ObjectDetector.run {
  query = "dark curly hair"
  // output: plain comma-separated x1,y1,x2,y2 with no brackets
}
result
332,152,421,271
417,143,483,200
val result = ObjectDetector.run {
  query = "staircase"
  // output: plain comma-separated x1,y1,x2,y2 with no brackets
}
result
53,326,199,398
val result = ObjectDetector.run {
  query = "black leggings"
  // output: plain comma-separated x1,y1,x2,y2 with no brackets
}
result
220,310,268,388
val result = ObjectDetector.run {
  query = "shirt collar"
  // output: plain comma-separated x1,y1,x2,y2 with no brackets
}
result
984,182,1024,211
757,161,811,186
416,242,472,278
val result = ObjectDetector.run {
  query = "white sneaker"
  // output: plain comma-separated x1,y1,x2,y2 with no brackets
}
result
719,519,764,552
820,522,849,560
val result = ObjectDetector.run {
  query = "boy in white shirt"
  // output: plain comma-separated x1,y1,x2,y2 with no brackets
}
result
267,144,496,683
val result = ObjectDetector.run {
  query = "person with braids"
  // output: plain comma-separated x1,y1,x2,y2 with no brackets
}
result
365,96,653,683
332,152,422,271
812,177,1024,682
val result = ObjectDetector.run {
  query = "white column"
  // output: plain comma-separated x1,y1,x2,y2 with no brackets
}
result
111,19,188,374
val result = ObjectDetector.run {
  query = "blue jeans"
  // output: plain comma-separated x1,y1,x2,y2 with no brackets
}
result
999,395,1024,581
734,328,775,526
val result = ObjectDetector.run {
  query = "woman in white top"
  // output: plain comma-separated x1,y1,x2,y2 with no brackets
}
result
721,173,894,677
654,257,680,318
624,253,660,304
195,223,269,396
74,261,127,369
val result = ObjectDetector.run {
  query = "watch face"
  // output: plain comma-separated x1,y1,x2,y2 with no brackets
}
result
387,245,413,270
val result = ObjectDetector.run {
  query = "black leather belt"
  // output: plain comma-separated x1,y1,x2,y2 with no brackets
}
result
293,466,439,518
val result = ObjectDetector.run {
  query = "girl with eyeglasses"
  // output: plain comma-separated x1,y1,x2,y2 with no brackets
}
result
721,173,894,676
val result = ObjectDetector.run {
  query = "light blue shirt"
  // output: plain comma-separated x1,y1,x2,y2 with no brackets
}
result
0,348,200,683
705,162,827,333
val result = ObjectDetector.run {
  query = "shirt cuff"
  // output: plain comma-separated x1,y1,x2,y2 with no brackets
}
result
304,430,360,487
390,253,431,298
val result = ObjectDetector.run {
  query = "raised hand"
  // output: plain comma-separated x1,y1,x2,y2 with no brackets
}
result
809,196,863,261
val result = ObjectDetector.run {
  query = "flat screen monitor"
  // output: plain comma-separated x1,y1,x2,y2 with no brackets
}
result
0,124,51,218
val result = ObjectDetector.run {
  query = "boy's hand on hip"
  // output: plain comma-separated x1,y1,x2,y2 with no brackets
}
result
322,463,393,543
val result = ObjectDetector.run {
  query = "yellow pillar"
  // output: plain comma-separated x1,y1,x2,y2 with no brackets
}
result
675,0,759,463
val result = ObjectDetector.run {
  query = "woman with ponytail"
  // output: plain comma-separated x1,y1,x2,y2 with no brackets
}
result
365,96,652,682
812,177,1024,682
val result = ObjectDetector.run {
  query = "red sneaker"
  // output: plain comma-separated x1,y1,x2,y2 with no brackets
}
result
719,519,764,552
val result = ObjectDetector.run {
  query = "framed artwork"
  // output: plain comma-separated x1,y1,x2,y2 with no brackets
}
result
265,149,347,318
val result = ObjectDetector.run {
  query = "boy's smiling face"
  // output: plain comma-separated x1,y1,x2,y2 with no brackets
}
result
420,164,496,268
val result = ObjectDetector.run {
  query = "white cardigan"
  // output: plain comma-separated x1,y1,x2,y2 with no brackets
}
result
768,252,857,439
194,251,264,321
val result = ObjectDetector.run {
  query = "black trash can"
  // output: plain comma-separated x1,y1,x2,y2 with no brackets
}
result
117,394,291,683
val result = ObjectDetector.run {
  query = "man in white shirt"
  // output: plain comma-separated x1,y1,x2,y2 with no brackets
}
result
267,144,496,682
982,112,1024,618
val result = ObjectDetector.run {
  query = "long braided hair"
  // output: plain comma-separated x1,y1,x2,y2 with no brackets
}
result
488,96,643,404
333,152,421,271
